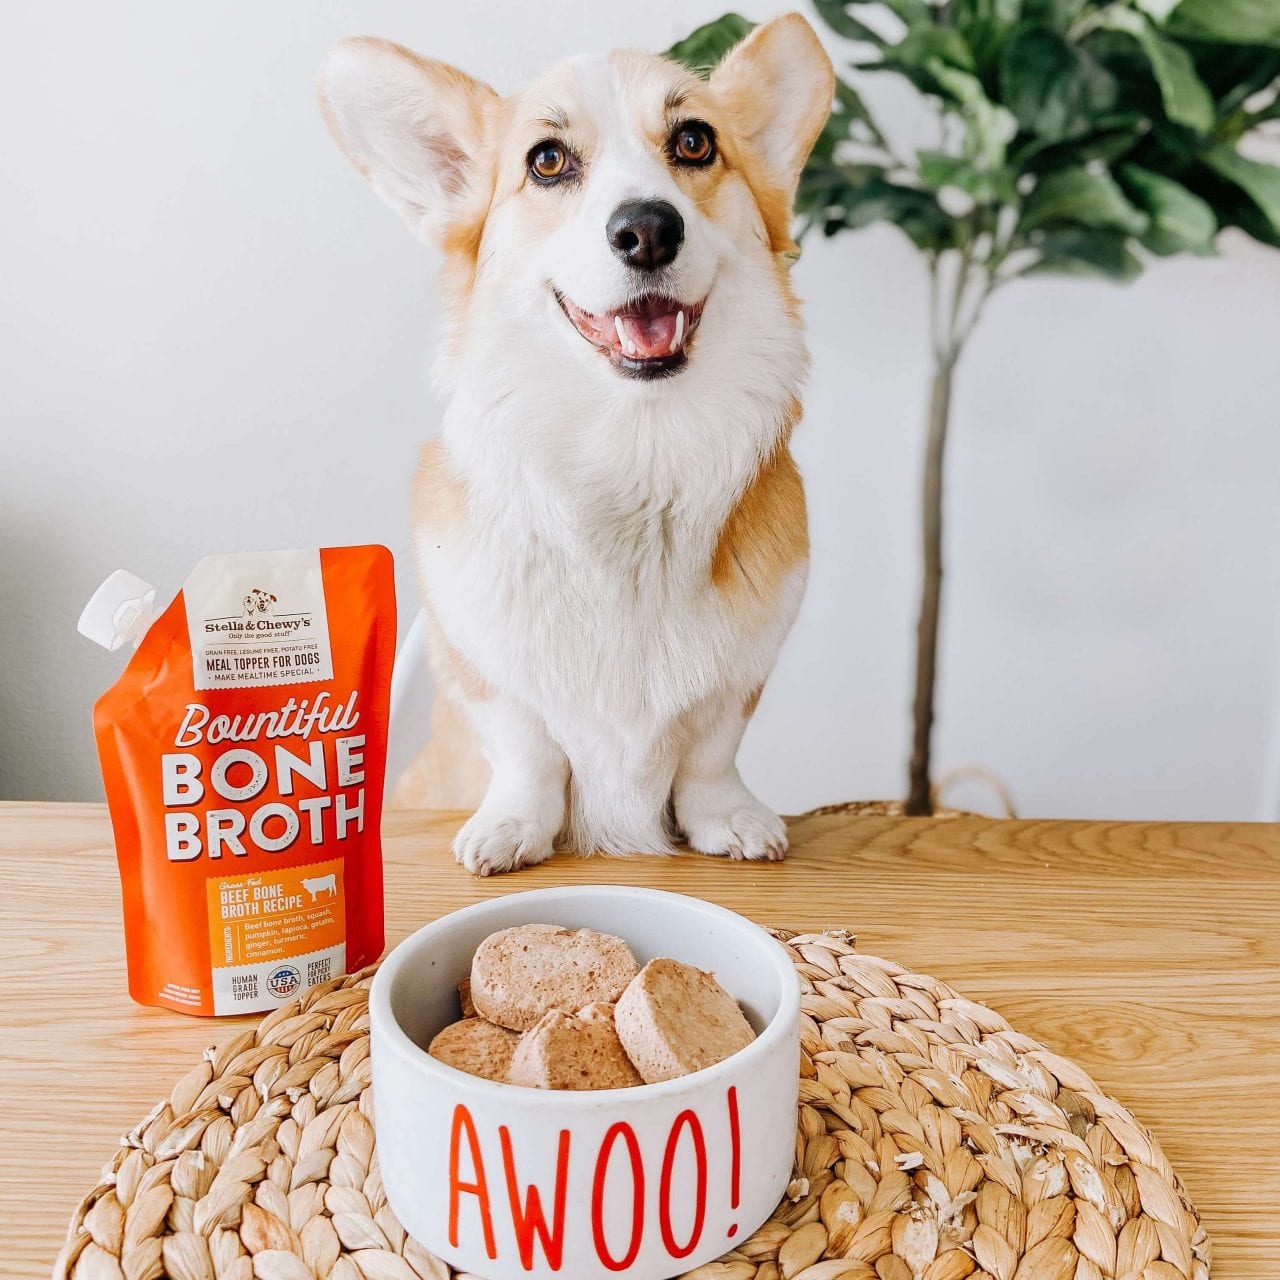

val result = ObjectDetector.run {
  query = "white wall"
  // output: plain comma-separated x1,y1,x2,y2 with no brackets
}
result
3,0,1279,820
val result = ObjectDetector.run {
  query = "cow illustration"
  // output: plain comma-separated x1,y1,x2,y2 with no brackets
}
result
301,873,337,902
243,587,277,618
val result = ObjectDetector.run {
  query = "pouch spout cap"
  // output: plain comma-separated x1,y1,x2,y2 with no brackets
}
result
78,570,158,651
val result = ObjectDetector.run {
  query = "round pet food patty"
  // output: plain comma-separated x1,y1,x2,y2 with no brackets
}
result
508,1009,644,1090
427,1017,520,1082
470,923,638,1031
458,976,476,1018
614,957,756,1083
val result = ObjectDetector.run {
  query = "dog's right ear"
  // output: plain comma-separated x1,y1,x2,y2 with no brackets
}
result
318,38,498,244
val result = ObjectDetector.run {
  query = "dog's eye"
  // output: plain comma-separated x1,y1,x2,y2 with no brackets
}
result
670,121,716,167
528,140,575,184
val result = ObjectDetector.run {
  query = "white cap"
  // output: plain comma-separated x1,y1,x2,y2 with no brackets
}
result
77,570,159,651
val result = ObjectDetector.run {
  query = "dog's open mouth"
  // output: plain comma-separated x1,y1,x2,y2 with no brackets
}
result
554,290,705,379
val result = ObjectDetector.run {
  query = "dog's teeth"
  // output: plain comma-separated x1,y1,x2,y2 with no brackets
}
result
669,309,685,354
613,315,636,357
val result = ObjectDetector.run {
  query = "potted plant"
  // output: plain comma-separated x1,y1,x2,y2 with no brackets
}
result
672,1,1280,813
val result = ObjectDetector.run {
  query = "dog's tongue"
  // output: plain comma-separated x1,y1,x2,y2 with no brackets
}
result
618,309,678,359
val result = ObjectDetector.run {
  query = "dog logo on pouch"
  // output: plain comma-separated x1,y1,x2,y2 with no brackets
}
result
203,583,313,640
243,587,278,618
266,965,302,998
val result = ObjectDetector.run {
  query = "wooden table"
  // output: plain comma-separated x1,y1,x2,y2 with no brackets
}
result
2,803,1278,1276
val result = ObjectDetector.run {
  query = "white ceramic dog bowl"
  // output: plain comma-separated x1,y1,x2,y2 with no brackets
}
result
370,886,801,1280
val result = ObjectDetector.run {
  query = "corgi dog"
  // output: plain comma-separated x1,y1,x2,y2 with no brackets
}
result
319,15,833,875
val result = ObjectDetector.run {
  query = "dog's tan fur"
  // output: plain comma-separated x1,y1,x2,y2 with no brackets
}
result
712,442,810,621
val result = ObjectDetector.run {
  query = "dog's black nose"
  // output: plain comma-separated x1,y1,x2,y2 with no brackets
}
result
607,198,684,271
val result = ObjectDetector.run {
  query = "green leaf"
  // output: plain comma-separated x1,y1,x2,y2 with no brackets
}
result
812,0,888,45
961,0,1025,30
1000,29,1118,142
1024,227,1145,280
917,150,971,188
1133,116,1203,169
952,0,1025,78
1245,93,1280,127
1098,10,1217,131
1082,29,1166,122
666,13,754,75
1166,0,1280,47
866,26,978,97
1189,44,1280,117
796,162,887,229
1021,0,1090,31
818,175,962,249
1202,144,1280,239
927,61,1019,167
1119,164,1219,253
1020,166,1149,235
1135,0,1181,21
917,149,1018,202
820,0,933,32
879,0,934,25
904,26,977,74
810,76,889,164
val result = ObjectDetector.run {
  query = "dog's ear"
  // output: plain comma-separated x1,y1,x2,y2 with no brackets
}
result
319,37,498,243
711,14,834,201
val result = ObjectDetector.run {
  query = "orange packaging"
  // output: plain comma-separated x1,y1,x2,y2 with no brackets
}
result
85,545,396,1016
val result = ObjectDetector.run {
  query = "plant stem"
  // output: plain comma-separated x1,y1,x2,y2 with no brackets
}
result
907,238,1001,815
906,350,956,816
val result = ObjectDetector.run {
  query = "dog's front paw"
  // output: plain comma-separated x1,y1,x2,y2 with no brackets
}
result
452,810,555,877
676,789,788,863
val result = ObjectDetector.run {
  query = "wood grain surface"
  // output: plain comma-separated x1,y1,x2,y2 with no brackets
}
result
2,802,1277,1276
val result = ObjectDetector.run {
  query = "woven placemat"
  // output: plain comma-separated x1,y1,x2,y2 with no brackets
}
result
57,931,1209,1280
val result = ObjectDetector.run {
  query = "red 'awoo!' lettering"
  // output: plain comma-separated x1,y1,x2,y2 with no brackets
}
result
445,1087,743,1271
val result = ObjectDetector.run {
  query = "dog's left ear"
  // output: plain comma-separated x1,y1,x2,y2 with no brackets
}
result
319,37,498,244
711,14,834,200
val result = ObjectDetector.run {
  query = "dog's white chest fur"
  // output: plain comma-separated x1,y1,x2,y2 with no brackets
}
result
438,492,725,727
419,378,807,856
427,407,798,719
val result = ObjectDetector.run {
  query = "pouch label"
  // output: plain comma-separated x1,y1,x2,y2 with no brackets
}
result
185,548,334,690
206,857,346,1014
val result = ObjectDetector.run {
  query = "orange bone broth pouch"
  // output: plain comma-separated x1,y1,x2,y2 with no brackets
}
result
93,545,395,1016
